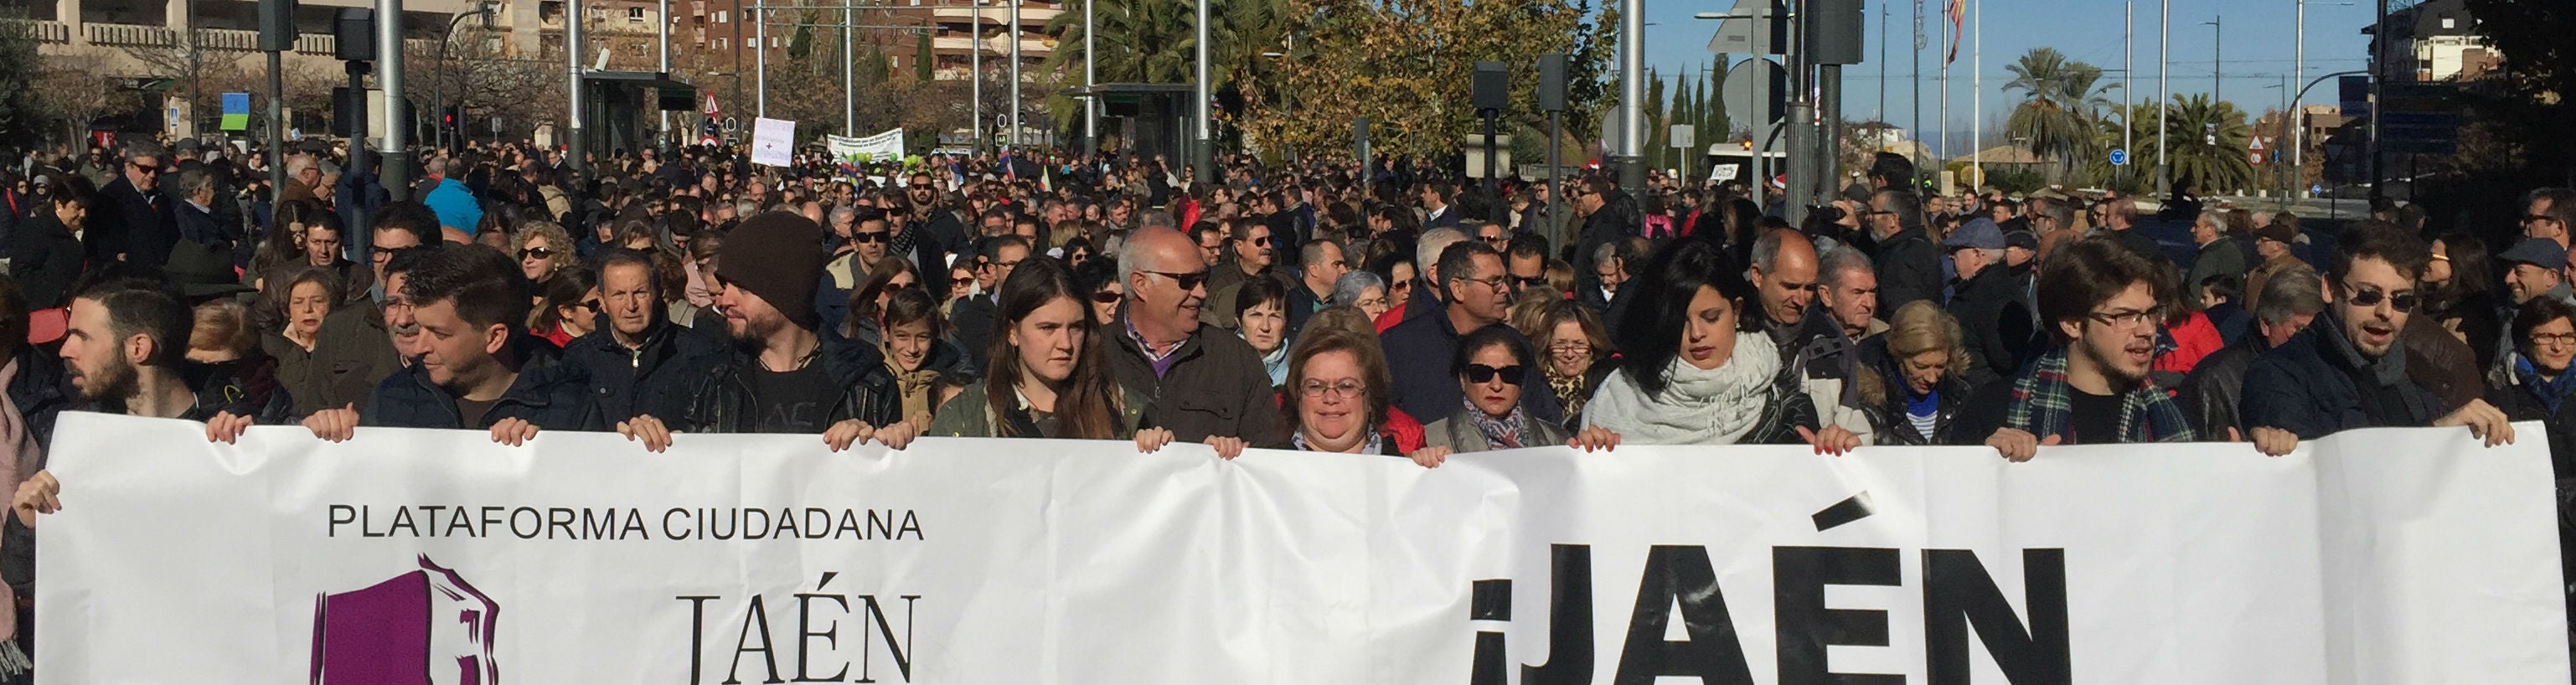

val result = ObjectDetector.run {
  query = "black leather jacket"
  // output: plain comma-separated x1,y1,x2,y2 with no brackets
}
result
676,327,901,433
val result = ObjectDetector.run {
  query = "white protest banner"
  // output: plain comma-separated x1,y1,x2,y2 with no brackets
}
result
34,414,2571,684
750,116,796,167
826,127,906,162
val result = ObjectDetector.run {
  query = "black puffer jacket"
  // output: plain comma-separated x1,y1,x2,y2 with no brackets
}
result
674,327,901,433
1851,337,1972,446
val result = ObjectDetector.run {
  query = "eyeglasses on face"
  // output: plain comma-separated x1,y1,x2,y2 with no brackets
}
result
852,231,890,244
519,247,557,260
1298,379,1364,399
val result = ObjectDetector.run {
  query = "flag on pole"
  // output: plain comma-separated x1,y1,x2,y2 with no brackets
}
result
1943,0,1966,64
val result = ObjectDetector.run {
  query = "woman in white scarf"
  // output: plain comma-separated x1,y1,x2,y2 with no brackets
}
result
1583,239,1861,451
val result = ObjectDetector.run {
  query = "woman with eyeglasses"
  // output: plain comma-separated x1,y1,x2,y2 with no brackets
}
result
1418,325,1620,461
1583,239,1856,451
1273,327,1450,461
517,220,576,282
1522,299,1614,432
1333,270,1391,322
2490,296,2576,471
901,259,1172,451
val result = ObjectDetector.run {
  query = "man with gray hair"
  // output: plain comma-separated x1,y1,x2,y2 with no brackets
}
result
1103,228,1285,453
170,167,228,249
1381,227,1469,327
88,140,178,266
2178,262,2324,439
1817,245,1885,341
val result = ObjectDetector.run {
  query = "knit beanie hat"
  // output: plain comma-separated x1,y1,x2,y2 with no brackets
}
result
720,211,829,331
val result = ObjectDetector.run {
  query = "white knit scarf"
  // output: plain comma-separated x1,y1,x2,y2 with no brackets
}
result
1582,331,1781,445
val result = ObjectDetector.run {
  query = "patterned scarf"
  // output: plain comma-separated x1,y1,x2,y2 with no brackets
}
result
1548,371,1591,419
1464,397,1527,450
2003,348,2197,444
1293,425,1386,454
2514,354,2576,415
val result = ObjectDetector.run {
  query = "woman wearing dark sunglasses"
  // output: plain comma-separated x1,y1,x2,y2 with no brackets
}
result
1418,325,1619,461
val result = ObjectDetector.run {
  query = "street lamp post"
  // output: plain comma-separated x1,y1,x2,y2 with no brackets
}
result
2205,16,2221,104
432,3,498,151
1613,0,1643,193
2156,0,2169,197
1009,0,1020,151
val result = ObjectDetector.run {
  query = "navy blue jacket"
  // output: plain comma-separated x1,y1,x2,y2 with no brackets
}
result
2239,317,2443,440
559,322,724,425
364,343,601,431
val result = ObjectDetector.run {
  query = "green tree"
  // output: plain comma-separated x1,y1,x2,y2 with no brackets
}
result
1232,0,1617,161
0,15,47,143
2002,48,2115,179
2137,94,2254,195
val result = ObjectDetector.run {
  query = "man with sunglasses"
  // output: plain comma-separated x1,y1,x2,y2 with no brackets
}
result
1104,228,1285,454
2240,223,2515,456
1504,239,1547,297
815,209,894,333
1201,220,1276,328
85,140,178,267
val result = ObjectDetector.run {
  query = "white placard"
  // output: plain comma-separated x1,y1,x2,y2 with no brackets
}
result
826,127,906,162
751,116,796,167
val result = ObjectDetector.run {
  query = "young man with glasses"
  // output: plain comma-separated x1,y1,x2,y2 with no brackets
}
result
1381,240,1562,426
1968,238,2198,461
1103,228,1286,456
2240,222,2515,456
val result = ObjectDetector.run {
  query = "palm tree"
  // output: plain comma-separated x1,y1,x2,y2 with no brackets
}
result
2155,94,2256,195
1039,0,1288,139
2002,48,2117,179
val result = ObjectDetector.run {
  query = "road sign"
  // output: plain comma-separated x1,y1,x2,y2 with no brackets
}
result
2311,184,2323,196
2109,148,2129,167
2251,151,2264,166
1670,124,1695,150
703,94,720,116
2248,136,2266,152
1706,0,1786,55
1721,58,1786,127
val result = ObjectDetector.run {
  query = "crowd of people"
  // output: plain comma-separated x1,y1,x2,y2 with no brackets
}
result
0,135,2568,675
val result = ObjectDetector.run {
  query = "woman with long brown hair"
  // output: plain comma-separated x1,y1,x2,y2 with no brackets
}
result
898,259,1172,451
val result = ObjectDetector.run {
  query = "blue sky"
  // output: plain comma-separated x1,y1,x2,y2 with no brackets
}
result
1637,0,2389,155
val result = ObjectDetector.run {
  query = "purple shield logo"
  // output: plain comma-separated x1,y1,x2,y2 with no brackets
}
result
309,555,500,685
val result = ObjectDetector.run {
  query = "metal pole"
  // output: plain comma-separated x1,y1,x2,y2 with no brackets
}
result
1876,0,1885,123
569,0,586,168
2294,0,2305,198
971,3,982,155
1614,0,1643,193
1192,0,1211,180
659,0,670,147
1548,109,1562,245
1823,64,1841,197
2369,0,2384,201
755,3,767,118
1786,0,1814,224
1969,0,1980,186
1009,0,1020,150
2156,0,2169,197
2211,16,2221,104
378,0,409,198
843,0,854,135
266,48,285,216
2124,0,2132,188
1910,0,1920,183
1082,0,1095,157
1751,0,1771,196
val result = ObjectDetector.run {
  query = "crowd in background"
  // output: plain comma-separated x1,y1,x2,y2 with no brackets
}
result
0,134,2569,677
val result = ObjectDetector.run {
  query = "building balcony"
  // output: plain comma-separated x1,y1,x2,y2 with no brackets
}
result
9,20,73,44
196,28,261,51
925,5,1059,26
84,23,177,47
930,34,1052,56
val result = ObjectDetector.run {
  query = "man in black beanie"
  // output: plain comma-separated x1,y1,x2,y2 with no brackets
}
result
617,211,901,452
